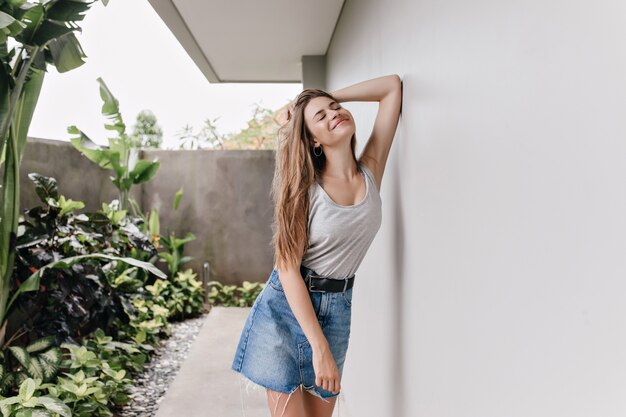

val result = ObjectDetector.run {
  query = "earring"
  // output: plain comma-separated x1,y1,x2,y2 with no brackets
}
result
313,145,323,157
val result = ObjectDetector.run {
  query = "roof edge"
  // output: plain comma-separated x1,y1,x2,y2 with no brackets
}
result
147,0,221,83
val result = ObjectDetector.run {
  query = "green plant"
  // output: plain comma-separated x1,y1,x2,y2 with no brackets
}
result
0,0,109,348
129,110,163,149
128,185,196,287
157,232,195,280
0,352,10,396
50,369,113,416
128,187,183,259
207,280,264,307
8,251,165,343
5,336,62,388
7,173,166,345
68,77,160,216
143,186,195,280
119,293,171,348
82,329,146,376
57,342,133,415
0,377,71,417
1,318,161,416
149,269,205,321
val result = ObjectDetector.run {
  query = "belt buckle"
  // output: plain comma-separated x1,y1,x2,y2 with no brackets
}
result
342,278,349,293
307,274,326,293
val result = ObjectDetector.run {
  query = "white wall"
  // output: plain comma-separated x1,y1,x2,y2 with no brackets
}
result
327,1,626,416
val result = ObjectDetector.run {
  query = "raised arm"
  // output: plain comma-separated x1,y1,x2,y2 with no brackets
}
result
330,74,403,192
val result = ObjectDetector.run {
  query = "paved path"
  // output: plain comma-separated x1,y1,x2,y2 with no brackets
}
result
155,306,268,417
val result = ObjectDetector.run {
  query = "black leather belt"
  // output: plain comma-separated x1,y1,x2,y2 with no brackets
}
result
300,265,354,293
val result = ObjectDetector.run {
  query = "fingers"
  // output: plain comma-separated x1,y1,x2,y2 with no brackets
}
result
312,347,341,394
315,378,341,394
329,378,340,394
315,374,341,394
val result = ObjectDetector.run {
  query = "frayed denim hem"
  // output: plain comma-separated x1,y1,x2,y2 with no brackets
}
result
233,371,343,417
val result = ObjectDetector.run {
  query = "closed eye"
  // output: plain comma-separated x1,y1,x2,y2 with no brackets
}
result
319,106,341,121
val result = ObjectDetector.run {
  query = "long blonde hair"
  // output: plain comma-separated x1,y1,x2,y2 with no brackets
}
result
271,89,358,271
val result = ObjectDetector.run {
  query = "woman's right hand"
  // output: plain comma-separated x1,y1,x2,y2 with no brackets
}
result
312,345,341,394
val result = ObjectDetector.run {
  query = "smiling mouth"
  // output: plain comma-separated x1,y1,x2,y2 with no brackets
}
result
333,119,347,130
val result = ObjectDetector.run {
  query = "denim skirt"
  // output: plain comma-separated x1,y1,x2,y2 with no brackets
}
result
230,267,353,402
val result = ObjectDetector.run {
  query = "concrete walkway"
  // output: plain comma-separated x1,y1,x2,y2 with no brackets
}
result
155,306,268,417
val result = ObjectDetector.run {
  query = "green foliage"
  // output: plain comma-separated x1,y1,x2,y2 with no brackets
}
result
82,329,147,376
0,327,149,416
68,77,161,215
0,0,108,347
157,232,195,280
207,280,264,307
147,269,205,322
129,110,163,149
6,336,62,387
175,117,222,150
0,352,14,396
174,102,284,150
226,102,282,150
1,169,203,415
123,295,172,347
55,340,135,414
172,188,183,210
9,174,165,344
0,377,71,417
130,186,194,283
0,325,158,416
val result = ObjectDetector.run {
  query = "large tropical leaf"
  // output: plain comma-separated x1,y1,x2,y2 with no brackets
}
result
0,56,10,167
14,64,45,159
46,1,92,22
149,208,160,236
26,335,55,353
9,345,29,365
38,348,62,366
37,395,71,417
27,173,59,202
68,126,111,167
96,77,126,135
129,159,160,184
46,32,86,72
6,253,167,313
0,10,27,37
32,20,74,46
173,187,183,209
14,3,45,45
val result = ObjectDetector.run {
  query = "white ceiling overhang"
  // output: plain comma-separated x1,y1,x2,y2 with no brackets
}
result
147,0,345,84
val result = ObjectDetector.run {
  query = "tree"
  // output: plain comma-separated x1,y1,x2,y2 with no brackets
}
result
130,110,163,148
224,102,282,150
174,101,288,151
174,117,226,150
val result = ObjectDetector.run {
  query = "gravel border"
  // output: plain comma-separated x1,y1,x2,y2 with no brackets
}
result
115,309,211,417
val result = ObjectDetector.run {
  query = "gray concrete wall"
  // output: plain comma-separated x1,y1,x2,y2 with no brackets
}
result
141,148,275,285
20,137,276,285
327,1,626,417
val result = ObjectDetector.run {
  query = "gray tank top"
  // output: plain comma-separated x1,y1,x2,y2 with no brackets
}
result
301,161,382,280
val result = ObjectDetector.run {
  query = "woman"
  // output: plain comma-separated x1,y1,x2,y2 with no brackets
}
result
231,74,403,417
